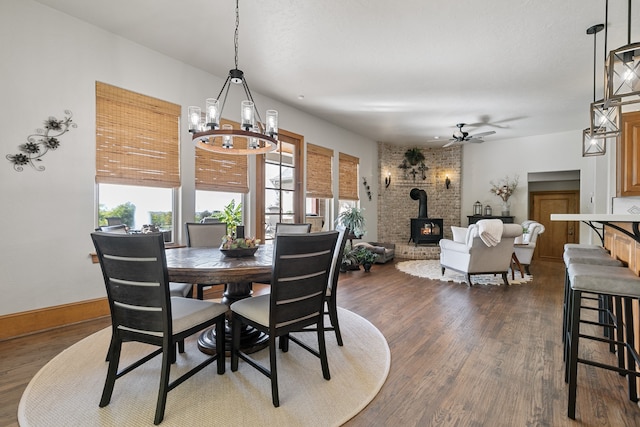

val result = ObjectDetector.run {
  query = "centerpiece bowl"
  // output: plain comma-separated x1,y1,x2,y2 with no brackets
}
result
219,236,261,257
219,245,259,258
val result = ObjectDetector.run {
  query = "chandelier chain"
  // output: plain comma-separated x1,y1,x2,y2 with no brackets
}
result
234,0,239,69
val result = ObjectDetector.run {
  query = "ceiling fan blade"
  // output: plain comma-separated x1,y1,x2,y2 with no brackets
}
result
468,137,486,144
442,140,457,148
471,131,496,138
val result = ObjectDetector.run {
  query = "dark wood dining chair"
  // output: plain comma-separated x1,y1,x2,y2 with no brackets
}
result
292,226,350,346
230,231,339,407
91,231,227,425
185,222,228,299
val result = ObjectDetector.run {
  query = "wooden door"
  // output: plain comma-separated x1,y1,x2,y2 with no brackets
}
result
530,191,579,262
617,111,640,196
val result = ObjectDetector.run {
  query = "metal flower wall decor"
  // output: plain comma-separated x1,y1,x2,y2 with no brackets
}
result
6,110,76,171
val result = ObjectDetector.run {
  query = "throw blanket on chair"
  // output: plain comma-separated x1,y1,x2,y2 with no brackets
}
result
477,219,503,247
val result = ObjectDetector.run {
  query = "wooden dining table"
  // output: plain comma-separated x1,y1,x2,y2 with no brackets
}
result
164,245,273,354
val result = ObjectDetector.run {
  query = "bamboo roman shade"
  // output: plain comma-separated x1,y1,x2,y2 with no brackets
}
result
195,119,249,193
95,82,181,188
306,143,333,199
338,152,359,201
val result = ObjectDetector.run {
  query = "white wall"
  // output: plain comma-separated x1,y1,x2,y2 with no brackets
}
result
461,129,614,243
0,0,377,316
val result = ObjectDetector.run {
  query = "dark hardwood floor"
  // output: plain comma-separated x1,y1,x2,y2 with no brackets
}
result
2,259,640,426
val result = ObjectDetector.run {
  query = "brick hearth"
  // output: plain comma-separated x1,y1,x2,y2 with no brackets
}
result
395,243,441,260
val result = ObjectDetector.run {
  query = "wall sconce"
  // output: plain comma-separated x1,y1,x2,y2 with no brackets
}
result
384,172,391,188
445,175,451,189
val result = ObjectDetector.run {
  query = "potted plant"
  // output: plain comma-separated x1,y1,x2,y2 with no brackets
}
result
404,147,425,166
213,199,242,235
354,246,378,272
336,206,366,239
340,243,360,272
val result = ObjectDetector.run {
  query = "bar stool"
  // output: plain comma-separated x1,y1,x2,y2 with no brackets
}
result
562,248,623,348
564,243,608,251
565,263,640,420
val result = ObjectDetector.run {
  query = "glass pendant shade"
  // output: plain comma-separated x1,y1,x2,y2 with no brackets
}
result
222,124,233,149
206,98,220,129
241,100,254,130
266,110,278,137
605,42,640,101
582,128,607,156
188,106,202,132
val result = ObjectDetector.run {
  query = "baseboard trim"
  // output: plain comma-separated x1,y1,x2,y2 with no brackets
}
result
0,298,109,341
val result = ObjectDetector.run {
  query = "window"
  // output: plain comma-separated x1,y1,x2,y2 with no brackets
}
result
338,152,359,201
306,143,334,232
194,118,248,224
95,82,180,238
195,190,243,222
195,119,249,193
256,130,304,242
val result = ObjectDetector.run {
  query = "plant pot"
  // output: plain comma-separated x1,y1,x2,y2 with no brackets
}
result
363,262,372,272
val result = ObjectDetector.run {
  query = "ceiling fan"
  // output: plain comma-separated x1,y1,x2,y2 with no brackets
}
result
442,123,496,148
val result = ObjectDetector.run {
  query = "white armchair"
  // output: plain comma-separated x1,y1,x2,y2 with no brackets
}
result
513,220,545,274
439,222,523,286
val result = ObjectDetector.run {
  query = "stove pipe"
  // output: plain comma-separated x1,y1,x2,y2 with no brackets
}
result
410,188,428,218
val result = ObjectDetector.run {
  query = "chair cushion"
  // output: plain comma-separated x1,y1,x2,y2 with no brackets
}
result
563,243,607,251
451,226,468,243
568,264,640,297
169,282,193,298
230,294,270,327
563,248,622,267
170,297,228,334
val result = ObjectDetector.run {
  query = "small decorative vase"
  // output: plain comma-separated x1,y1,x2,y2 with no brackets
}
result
501,200,511,216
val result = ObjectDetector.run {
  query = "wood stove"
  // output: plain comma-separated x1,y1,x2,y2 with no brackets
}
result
410,218,443,245
408,187,444,245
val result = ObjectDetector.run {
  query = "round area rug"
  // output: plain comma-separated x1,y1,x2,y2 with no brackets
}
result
396,259,533,286
18,308,389,427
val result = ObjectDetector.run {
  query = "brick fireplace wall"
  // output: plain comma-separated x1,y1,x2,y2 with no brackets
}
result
377,142,462,246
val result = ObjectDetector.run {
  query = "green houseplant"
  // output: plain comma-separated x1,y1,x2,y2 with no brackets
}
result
354,246,378,272
213,199,242,235
336,206,366,238
404,147,425,166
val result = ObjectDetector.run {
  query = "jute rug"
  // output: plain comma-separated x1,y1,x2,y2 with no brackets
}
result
18,308,389,427
396,259,533,286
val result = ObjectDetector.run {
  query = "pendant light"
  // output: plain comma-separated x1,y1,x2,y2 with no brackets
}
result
188,0,278,155
583,23,608,156
604,0,640,102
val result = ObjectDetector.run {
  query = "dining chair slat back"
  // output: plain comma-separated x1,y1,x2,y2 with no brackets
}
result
275,223,311,234
91,231,227,425
185,222,228,248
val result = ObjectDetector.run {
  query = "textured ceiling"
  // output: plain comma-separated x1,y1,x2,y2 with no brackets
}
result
32,0,640,147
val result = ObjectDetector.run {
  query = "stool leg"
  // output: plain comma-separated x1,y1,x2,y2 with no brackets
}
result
567,289,581,419
614,296,625,372
624,297,638,402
